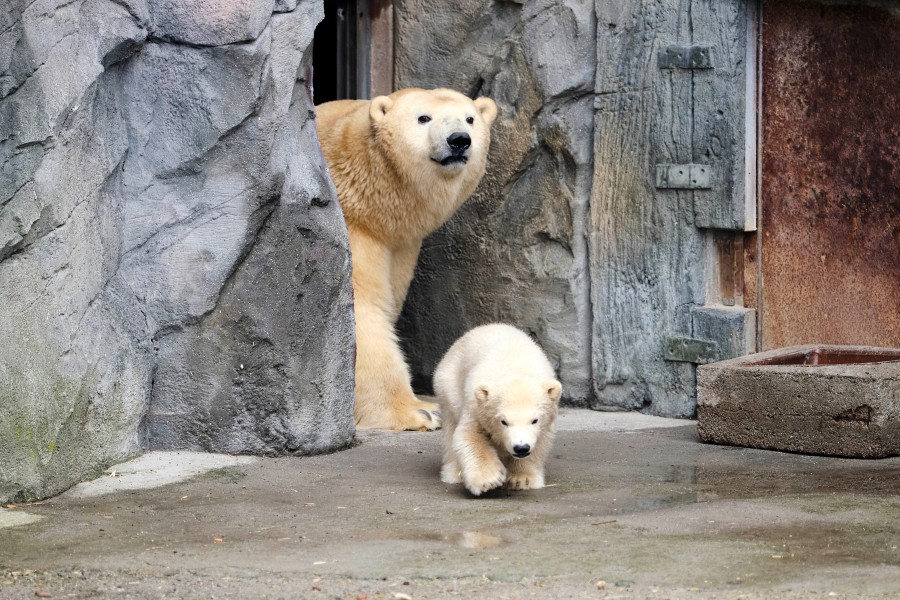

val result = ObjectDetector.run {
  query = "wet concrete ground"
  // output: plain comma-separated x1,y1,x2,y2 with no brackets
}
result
2,409,899,599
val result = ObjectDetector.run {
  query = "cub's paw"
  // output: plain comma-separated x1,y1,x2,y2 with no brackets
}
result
507,471,545,490
463,463,508,496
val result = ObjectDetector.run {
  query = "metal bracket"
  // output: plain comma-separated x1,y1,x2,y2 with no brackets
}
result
657,45,714,70
656,164,712,189
664,336,720,364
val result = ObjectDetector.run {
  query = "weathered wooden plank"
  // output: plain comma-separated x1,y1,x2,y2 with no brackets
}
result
591,0,703,416
690,0,755,231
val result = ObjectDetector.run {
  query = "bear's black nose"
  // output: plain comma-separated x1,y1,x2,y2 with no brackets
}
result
513,444,531,457
447,132,471,152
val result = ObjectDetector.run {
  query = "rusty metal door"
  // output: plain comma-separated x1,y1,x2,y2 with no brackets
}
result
755,0,900,350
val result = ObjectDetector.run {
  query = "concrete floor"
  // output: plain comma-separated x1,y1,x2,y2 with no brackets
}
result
2,409,899,599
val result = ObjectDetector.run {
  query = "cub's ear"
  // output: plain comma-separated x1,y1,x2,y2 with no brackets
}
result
473,97,497,126
370,95,394,123
474,384,490,403
545,380,562,403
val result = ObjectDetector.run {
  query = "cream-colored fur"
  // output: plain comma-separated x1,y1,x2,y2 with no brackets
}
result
434,323,562,496
316,88,497,431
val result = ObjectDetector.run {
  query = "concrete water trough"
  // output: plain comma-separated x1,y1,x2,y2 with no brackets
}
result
697,344,900,458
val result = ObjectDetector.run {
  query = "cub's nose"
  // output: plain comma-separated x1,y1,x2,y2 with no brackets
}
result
513,444,531,458
447,132,471,152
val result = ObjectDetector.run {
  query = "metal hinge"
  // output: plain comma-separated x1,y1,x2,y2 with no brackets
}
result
664,336,720,364
657,45,714,70
656,164,712,189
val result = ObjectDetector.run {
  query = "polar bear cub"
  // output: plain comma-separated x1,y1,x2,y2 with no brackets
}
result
434,323,562,496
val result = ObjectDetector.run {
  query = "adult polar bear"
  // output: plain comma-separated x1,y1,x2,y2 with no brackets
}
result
316,88,498,431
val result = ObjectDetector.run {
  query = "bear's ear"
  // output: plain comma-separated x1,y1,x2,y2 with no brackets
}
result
474,384,490,403
370,95,394,123
474,97,498,126
545,380,562,403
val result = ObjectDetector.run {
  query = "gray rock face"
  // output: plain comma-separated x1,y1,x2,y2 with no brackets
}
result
395,0,596,405
0,0,354,502
395,0,754,418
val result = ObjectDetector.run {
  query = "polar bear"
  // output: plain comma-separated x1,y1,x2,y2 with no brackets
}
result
433,323,562,496
316,88,497,431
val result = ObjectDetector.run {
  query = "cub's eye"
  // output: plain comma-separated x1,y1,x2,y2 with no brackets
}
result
500,419,508,427
531,419,539,425
465,116,475,125
418,115,431,124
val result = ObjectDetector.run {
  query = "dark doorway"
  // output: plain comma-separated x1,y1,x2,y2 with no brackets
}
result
312,1,394,104
312,0,361,104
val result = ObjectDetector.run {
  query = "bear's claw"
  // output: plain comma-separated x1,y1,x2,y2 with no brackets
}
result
464,464,507,496
506,472,545,490
411,408,441,431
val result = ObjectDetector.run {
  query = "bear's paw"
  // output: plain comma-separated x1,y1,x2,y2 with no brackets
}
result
399,403,441,432
463,463,507,496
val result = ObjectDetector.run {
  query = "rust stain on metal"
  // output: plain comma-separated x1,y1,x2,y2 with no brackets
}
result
743,231,759,312
744,346,900,367
760,1,900,350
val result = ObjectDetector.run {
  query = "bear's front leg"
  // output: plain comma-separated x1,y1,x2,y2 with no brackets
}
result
349,232,440,431
505,455,546,490
353,302,441,431
440,453,462,484
439,412,462,483
354,299,441,431
453,420,506,496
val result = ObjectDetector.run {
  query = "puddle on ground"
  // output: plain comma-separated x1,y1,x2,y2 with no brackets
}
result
693,465,900,499
445,531,505,549
399,530,507,549
0,509,42,529
625,464,900,513
552,459,900,521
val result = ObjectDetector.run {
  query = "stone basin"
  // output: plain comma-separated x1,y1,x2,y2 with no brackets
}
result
697,344,900,458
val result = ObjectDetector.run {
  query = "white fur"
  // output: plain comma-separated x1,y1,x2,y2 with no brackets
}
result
434,324,562,496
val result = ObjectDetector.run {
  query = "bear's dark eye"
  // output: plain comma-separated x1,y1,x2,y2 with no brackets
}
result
418,115,431,124
466,116,475,125
531,419,538,425
500,419,508,427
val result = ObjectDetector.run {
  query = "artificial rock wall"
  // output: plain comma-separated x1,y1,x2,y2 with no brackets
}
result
396,0,597,405
396,0,754,416
0,0,355,502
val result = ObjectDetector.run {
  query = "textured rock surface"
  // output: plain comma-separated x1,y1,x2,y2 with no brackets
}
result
697,346,900,458
0,0,354,502
395,0,596,405
395,0,754,417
